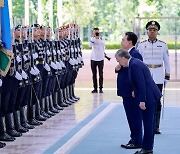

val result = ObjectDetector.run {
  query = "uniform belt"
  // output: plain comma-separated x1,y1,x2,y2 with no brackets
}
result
147,64,163,68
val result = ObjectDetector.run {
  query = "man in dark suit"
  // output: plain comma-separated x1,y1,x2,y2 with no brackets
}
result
116,49,161,154
116,32,143,149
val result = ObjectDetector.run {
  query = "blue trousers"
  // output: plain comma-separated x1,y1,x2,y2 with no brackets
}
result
142,103,156,150
123,97,142,145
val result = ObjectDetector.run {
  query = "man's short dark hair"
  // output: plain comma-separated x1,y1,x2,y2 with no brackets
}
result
115,49,131,59
93,27,99,31
125,32,138,46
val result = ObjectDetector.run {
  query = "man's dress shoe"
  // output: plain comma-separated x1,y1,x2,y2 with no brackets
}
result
134,149,153,154
121,143,141,149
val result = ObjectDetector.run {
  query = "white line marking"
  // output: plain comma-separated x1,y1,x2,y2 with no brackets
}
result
55,103,118,154
75,88,180,91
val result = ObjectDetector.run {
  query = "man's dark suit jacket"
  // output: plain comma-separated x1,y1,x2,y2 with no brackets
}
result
117,47,143,97
129,57,162,105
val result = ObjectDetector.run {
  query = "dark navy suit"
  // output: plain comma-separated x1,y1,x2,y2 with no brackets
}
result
128,57,161,150
116,47,143,145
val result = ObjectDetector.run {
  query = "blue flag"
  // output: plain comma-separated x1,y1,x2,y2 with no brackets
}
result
1,0,11,50
0,0,13,76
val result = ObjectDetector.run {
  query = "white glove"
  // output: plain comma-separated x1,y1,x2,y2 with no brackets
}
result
56,62,62,70
22,70,28,79
16,56,21,63
164,79,168,87
34,66,40,74
60,60,66,68
0,79,2,87
15,71,23,80
57,50,60,54
44,63,51,72
53,50,56,55
30,67,37,75
23,55,28,62
71,48,74,53
61,49,65,55
73,58,78,65
47,50,51,56
69,58,75,65
33,53,38,59
77,57,81,64
79,55,83,61
50,61,58,70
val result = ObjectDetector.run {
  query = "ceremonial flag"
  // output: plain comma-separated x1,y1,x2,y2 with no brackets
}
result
0,0,13,77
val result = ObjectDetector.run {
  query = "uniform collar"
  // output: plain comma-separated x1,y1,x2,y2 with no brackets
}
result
148,39,157,43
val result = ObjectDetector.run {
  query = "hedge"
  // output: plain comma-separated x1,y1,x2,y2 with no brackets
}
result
82,42,180,50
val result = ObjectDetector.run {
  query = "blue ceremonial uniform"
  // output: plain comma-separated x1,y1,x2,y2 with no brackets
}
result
116,47,143,145
128,57,161,151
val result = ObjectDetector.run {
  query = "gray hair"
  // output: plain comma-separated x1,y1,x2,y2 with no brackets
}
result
115,49,131,59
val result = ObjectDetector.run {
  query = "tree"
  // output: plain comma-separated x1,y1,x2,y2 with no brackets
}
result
62,0,96,26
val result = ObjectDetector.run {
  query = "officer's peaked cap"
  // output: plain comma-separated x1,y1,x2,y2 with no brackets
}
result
146,21,160,31
14,25,22,30
31,23,40,28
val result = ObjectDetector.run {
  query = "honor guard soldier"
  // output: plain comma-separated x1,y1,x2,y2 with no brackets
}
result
19,26,35,129
137,21,170,134
12,25,30,134
57,26,69,107
39,25,55,118
0,26,23,141
45,26,60,115
27,24,43,126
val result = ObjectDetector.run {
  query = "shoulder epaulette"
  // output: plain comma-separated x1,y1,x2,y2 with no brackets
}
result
140,40,147,43
158,40,166,44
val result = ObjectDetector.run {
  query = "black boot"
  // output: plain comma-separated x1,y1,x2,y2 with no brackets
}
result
0,142,6,148
69,85,78,102
40,98,51,118
35,99,47,121
71,84,80,100
27,105,42,126
66,86,76,103
53,92,63,110
5,113,22,137
45,96,56,116
13,110,29,133
155,111,161,134
63,88,73,105
49,95,59,113
58,90,68,107
0,117,15,141
20,106,35,129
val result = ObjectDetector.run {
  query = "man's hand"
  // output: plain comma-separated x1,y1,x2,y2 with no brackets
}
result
132,91,135,97
139,102,146,110
115,64,121,71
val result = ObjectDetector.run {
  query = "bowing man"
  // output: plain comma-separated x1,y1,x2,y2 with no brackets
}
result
115,49,161,154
